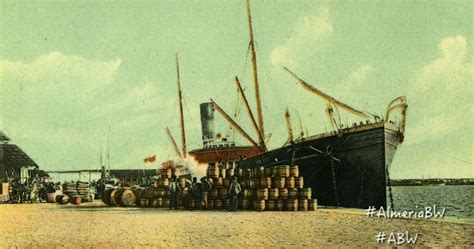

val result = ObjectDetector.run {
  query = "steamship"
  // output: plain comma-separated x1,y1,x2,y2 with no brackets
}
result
168,0,408,209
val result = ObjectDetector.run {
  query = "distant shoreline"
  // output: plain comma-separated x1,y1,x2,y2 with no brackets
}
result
390,178,474,186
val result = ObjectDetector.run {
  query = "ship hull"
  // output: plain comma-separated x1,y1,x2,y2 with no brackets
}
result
239,122,401,209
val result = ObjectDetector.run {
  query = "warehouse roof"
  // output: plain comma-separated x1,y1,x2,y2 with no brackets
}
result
0,143,39,168
0,131,11,142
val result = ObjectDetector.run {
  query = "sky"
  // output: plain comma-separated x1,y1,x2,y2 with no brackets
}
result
0,0,472,179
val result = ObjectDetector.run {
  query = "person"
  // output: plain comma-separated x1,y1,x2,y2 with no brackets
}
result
169,175,181,210
201,177,212,209
228,176,241,211
191,177,202,209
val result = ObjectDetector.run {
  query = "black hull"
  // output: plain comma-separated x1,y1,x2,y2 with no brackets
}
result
239,122,402,209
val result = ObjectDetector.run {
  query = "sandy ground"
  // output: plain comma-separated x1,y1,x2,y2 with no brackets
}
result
0,202,472,248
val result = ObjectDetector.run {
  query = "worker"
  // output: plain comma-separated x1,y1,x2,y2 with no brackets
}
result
169,175,181,210
191,177,202,208
201,177,212,209
228,176,241,211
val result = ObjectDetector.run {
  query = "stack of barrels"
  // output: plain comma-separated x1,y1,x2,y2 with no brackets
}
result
204,163,236,210
237,165,317,211
137,168,191,208
56,181,93,205
102,187,139,207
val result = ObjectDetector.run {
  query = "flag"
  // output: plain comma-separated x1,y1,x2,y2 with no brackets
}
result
144,155,156,164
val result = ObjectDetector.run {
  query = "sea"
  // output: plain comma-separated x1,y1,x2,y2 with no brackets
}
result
391,185,473,220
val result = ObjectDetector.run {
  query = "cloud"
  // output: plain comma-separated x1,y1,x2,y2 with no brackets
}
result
0,52,122,169
271,6,333,67
407,35,473,145
391,35,473,179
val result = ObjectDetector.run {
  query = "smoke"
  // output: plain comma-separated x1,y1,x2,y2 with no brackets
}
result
172,155,207,181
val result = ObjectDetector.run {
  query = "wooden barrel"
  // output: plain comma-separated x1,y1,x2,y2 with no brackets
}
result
238,199,249,209
253,200,265,211
240,179,249,189
226,168,234,178
152,198,162,207
116,188,136,207
275,200,284,211
249,178,259,189
218,188,228,199
207,165,219,177
160,168,172,178
235,168,243,177
278,188,288,200
178,177,187,189
71,195,82,205
101,188,114,205
273,177,285,188
209,189,218,199
256,188,268,200
187,199,195,210
55,194,70,205
256,167,265,178
259,177,271,188
298,199,308,211
208,199,214,209
299,188,312,199
213,177,224,188
295,177,304,189
308,199,317,211
290,165,299,177
109,189,119,206
285,199,298,211
133,188,144,206
264,167,273,177
214,199,223,209
162,198,170,208
46,193,57,203
179,188,189,200
241,189,252,199
288,188,299,199
266,200,275,211
250,168,258,178
268,188,279,200
157,178,170,188
219,168,226,179
278,165,290,177
143,187,159,199
286,177,295,188
271,167,278,177
223,199,230,209
140,199,149,207
224,178,231,188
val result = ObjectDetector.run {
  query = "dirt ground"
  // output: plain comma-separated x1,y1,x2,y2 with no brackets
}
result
0,202,472,248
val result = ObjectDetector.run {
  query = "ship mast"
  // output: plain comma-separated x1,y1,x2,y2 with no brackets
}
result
210,99,259,148
246,0,265,145
176,54,187,158
166,127,183,159
284,67,370,119
285,108,294,144
234,76,267,151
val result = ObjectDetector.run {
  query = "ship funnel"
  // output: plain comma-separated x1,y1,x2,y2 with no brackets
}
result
200,102,215,145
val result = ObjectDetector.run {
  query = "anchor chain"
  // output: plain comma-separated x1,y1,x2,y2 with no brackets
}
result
386,167,395,211
330,160,340,206
357,165,365,207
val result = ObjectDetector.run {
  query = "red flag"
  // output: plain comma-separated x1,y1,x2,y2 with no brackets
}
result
144,155,156,164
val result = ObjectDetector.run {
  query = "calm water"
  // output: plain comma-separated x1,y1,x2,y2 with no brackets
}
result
391,185,473,219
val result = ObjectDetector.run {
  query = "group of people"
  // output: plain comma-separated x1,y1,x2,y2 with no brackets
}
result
168,175,242,211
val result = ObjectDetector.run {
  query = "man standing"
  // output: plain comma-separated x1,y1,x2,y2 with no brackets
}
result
228,177,241,211
169,176,180,210
201,177,212,209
